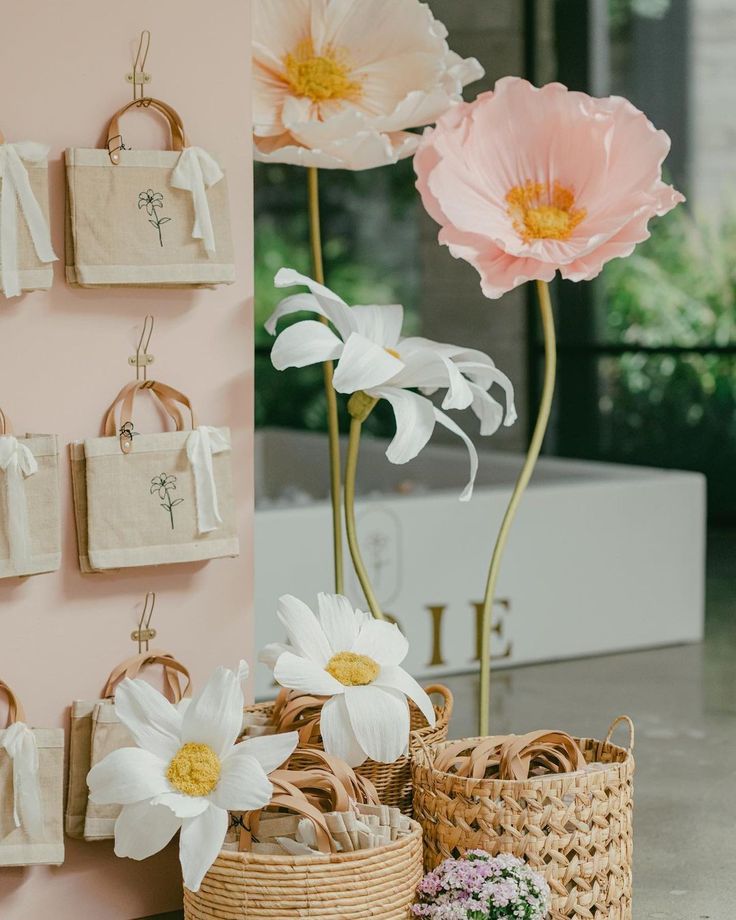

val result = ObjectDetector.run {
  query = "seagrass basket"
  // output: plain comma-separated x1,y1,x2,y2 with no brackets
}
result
183,820,424,920
245,683,452,815
412,716,635,920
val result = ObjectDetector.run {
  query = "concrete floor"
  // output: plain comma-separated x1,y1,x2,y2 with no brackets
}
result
147,529,734,920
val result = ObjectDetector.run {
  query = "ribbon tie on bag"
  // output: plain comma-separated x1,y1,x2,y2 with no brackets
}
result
0,436,38,569
171,147,224,256
186,426,230,534
0,722,43,837
0,142,57,298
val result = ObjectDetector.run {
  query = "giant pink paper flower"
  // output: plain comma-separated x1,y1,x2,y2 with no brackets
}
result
415,76,685,298
252,0,483,170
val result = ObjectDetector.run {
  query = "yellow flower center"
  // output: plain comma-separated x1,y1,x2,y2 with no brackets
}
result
166,743,221,797
325,651,380,686
283,39,362,103
385,347,401,360
506,180,586,243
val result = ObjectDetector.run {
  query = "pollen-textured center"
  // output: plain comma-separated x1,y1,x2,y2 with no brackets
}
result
283,39,361,103
166,743,221,797
506,180,586,242
385,347,401,360
326,651,380,686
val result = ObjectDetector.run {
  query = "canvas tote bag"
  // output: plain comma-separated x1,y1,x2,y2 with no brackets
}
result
0,130,56,298
0,408,61,579
73,379,239,571
66,651,191,841
0,680,64,866
65,98,234,288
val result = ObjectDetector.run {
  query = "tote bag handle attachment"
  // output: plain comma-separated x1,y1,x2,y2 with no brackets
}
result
106,98,188,165
102,649,192,703
0,408,12,436
103,380,198,454
0,680,26,726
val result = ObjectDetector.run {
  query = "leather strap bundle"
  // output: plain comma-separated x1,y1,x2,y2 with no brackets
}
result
233,748,380,855
433,731,588,781
70,379,239,572
65,98,235,288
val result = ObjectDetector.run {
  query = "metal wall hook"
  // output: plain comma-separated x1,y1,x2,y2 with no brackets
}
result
131,592,157,653
128,314,155,381
127,30,152,104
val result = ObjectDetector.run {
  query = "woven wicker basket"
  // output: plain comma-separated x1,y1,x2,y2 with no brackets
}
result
183,820,424,919
412,717,635,920
245,684,452,815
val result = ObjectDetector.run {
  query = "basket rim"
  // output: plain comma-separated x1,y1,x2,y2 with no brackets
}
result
413,734,634,791
215,818,422,867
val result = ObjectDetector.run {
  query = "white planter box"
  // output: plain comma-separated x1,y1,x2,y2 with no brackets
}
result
254,429,706,698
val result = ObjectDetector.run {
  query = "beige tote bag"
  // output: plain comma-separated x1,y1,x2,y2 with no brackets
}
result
66,651,191,841
0,130,56,298
65,98,234,288
0,409,61,579
0,680,64,866
72,380,239,571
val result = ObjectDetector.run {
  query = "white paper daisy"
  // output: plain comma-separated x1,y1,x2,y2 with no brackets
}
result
87,662,298,892
261,593,435,767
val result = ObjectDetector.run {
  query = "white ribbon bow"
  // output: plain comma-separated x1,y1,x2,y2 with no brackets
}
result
186,426,231,534
171,146,224,256
0,722,43,837
0,142,57,298
0,436,38,569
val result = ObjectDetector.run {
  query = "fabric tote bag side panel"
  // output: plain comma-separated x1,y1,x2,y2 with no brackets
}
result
0,435,61,579
84,428,238,570
65,148,234,288
0,728,65,867
0,158,53,293
82,701,135,841
64,700,95,838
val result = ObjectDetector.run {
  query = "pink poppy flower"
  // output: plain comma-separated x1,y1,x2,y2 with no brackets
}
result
252,0,484,170
414,76,685,298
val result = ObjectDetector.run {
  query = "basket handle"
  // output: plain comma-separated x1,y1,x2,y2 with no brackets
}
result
102,650,192,703
605,715,635,752
106,98,187,163
423,684,454,719
0,680,26,726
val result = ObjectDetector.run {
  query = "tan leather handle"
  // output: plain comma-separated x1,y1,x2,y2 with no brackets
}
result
0,408,12,436
0,680,26,727
103,380,198,453
102,649,192,703
0,130,5,146
107,98,188,164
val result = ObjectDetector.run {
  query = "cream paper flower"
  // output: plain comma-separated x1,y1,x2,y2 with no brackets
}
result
87,663,298,892
252,0,484,169
266,268,516,500
261,593,435,767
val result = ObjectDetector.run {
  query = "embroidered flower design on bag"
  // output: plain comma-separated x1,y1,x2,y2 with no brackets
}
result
138,189,171,247
151,473,184,529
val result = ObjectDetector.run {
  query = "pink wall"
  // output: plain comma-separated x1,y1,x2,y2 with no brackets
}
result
0,3,253,917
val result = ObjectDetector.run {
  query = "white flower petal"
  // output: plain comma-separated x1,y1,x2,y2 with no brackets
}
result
114,800,182,861
237,660,250,697
180,805,229,893
331,333,404,394
353,619,409,667
258,641,290,670
271,320,344,370
272,269,357,340
273,651,344,696
276,594,333,665
87,747,169,805
374,667,436,727
320,694,368,767
368,386,436,464
433,407,479,501
350,304,404,348
113,677,182,761
468,382,504,436
209,752,273,811
344,685,410,764
181,667,244,759
150,792,210,818
318,593,360,653
230,731,299,775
